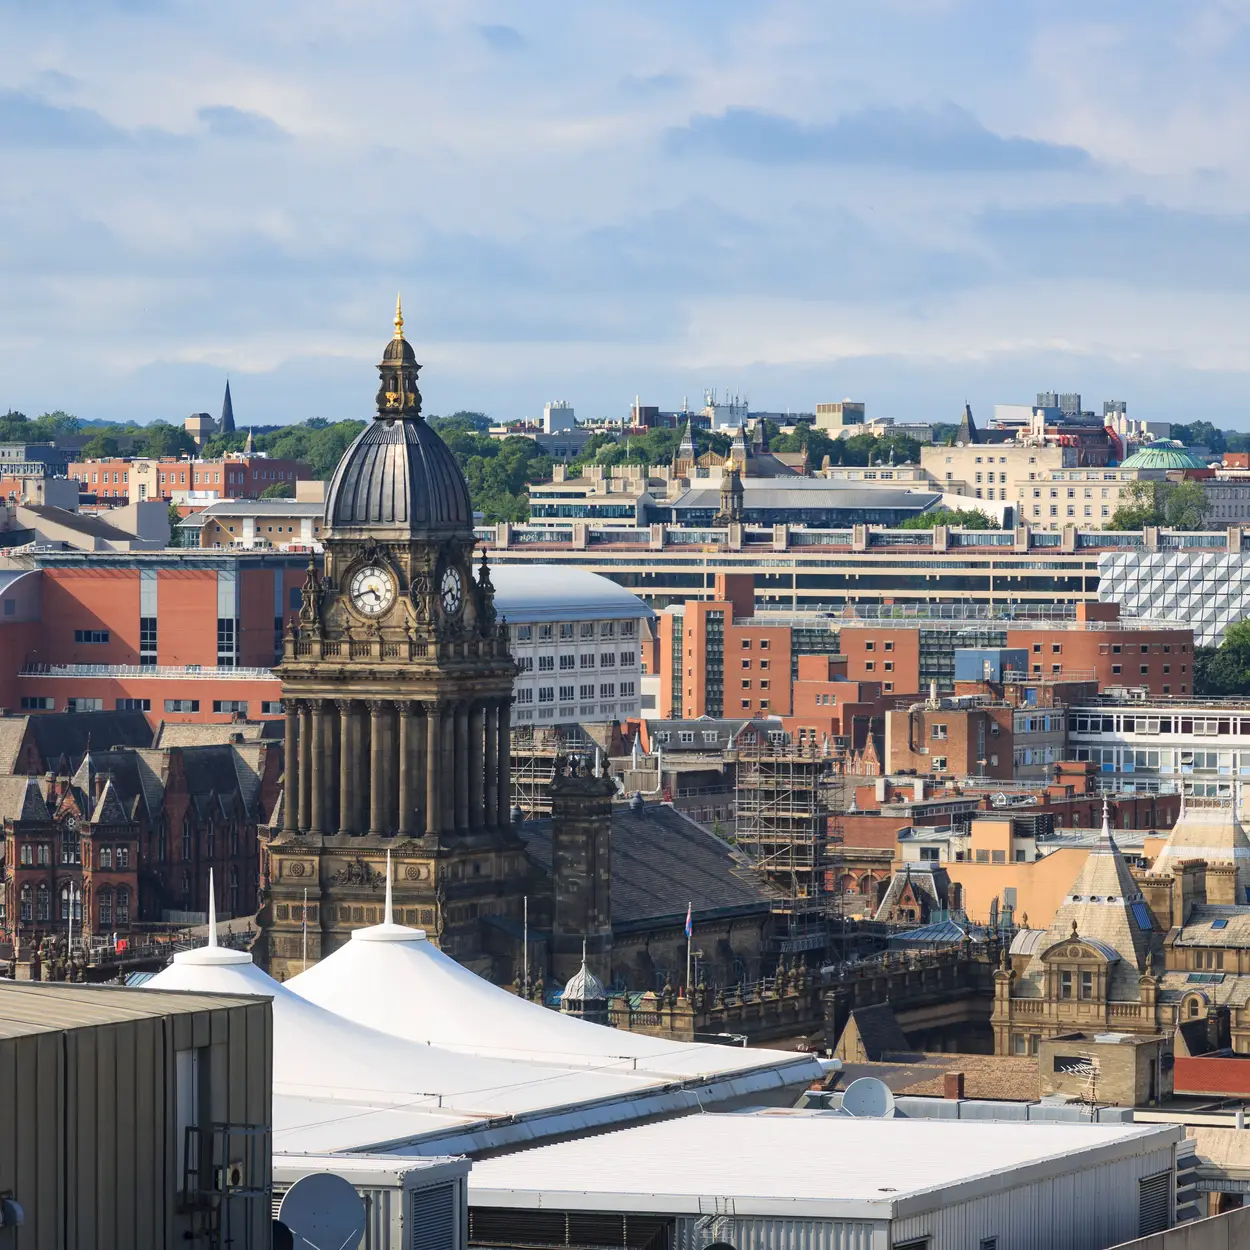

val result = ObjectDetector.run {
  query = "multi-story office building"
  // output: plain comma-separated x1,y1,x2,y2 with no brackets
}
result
0,551,646,729
0,442,71,479
479,518,1246,631
499,567,650,726
1068,699,1250,801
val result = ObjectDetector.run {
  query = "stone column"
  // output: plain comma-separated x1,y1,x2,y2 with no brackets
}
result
469,701,485,830
414,708,428,832
484,701,499,829
298,702,312,833
425,702,442,835
353,702,367,834
337,699,354,836
440,702,455,834
283,699,299,835
398,701,414,837
309,700,326,835
455,702,470,831
369,700,386,836
496,697,512,828
327,703,340,835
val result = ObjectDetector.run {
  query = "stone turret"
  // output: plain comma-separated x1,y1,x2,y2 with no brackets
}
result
550,753,615,984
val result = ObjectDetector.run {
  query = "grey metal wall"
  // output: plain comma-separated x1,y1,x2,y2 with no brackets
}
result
888,1143,1178,1250
675,1216,889,1250
0,996,271,1250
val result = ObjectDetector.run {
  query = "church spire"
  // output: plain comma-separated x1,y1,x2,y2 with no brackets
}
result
220,379,235,433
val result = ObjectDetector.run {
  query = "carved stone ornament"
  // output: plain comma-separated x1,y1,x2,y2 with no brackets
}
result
330,857,379,887
289,861,306,878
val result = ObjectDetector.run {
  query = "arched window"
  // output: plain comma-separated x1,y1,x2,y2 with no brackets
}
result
35,883,50,922
229,866,240,916
19,885,32,922
115,887,129,926
98,887,113,927
230,824,239,857
1189,998,1202,1018
206,820,215,860
157,821,167,863
182,814,193,862
100,845,112,870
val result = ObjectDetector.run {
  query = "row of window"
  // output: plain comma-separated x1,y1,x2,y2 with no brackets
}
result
17,843,129,869
74,629,110,644
513,620,636,643
518,651,635,673
516,681,636,704
11,883,130,925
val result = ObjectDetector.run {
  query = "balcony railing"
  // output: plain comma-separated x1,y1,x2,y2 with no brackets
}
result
19,663,276,680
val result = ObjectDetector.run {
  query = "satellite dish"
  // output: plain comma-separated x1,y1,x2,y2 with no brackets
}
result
841,1076,896,1119
278,1173,366,1250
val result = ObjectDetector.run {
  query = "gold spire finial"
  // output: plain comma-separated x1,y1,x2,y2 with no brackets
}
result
393,293,404,340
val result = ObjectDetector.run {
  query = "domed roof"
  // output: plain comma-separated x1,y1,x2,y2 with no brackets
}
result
562,957,607,1004
323,299,473,538
325,418,472,536
1118,441,1210,470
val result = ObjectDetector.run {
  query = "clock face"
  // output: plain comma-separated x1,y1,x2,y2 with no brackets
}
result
349,565,395,616
440,566,463,617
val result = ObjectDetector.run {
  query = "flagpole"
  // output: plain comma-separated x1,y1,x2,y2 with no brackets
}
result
685,900,692,998
523,895,529,999
301,887,308,972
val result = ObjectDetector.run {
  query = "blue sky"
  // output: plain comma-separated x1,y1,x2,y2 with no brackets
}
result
3,1,1250,427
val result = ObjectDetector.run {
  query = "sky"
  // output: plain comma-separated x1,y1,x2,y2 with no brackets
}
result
3,1,1250,428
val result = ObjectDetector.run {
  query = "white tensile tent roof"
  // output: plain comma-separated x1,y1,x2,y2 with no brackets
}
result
285,901,821,1084
145,872,826,1156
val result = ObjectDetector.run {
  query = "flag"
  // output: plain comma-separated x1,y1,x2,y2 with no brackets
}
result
685,902,693,939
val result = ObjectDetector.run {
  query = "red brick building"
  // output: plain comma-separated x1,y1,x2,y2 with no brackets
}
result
69,451,311,504
0,711,280,947
0,552,307,726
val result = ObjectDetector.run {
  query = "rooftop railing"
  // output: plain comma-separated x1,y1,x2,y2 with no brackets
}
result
19,662,276,680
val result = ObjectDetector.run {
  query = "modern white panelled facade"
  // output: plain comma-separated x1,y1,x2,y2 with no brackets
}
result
1069,701,1250,801
494,566,652,726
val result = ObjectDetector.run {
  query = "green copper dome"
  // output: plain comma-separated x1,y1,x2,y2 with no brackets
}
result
1118,441,1211,470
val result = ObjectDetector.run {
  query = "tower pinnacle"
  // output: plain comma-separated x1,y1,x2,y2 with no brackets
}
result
394,293,404,340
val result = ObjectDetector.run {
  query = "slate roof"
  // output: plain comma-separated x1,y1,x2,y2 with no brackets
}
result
873,865,949,923
1171,905,1250,950
153,721,282,748
0,718,30,774
0,775,51,823
842,1004,912,1062
18,504,134,540
19,711,153,774
518,802,777,929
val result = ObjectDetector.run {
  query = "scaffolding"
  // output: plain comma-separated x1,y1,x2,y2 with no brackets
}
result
510,724,607,816
735,743,842,957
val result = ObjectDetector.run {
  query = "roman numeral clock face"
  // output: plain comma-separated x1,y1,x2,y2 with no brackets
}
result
349,565,395,616
440,566,463,617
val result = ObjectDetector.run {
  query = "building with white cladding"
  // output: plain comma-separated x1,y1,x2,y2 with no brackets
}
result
497,565,651,726
1097,548,1250,646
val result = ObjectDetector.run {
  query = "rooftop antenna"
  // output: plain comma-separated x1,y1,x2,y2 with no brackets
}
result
207,868,217,947
594,748,603,778
384,848,393,925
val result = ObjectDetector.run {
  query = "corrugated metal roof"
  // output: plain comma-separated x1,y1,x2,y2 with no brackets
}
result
0,980,262,1038
671,485,941,511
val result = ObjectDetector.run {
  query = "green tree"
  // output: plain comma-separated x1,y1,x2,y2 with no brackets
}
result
167,503,185,548
1194,618,1250,696
141,421,197,459
1108,479,1211,531
260,482,293,499
899,507,996,530
32,410,79,439
1164,478,1211,530
79,432,120,459
1172,421,1226,455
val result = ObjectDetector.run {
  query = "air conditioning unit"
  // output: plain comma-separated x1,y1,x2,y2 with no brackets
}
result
272,1153,469,1250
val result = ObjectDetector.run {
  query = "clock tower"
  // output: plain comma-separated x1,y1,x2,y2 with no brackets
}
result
259,300,523,978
